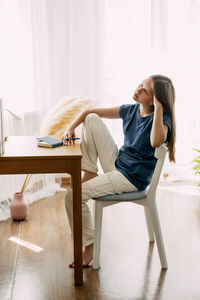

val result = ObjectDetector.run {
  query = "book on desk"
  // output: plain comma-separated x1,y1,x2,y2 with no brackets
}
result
36,136,63,148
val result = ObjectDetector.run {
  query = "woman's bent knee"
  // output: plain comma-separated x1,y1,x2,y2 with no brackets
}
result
84,113,100,124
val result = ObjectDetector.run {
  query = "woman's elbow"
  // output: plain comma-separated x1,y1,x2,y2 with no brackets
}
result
150,137,165,148
151,142,162,148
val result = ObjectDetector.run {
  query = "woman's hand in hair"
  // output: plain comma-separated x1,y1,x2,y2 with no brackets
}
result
153,95,163,110
150,94,168,148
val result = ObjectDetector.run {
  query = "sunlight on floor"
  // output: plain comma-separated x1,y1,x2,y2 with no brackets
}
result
9,237,43,252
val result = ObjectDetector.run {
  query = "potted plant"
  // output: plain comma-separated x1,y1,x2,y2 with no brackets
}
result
193,148,200,187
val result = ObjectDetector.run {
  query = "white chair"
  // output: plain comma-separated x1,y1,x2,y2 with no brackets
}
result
92,144,168,270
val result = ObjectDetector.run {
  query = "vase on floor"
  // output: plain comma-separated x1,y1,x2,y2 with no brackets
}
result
10,192,29,220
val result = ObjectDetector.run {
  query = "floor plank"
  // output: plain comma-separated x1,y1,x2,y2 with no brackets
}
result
0,219,20,300
11,191,74,300
1,183,200,299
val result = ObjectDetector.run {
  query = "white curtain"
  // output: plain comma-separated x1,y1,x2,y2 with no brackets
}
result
0,0,104,112
0,0,104,221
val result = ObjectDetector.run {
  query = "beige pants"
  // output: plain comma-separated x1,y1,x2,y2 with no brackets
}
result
65,113,138,247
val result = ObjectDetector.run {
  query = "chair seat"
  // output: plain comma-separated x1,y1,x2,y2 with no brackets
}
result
93,189,147,202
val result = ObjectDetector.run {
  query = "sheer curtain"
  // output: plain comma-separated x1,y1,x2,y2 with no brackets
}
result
0,0,104,112
0,0,104,221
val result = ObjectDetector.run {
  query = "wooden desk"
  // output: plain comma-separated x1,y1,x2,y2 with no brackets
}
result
0,136,83,286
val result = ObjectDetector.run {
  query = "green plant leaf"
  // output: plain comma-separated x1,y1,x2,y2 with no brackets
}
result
193,159,200,163
193,148,200,153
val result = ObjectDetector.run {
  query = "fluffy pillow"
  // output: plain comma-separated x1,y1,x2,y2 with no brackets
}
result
40,96,98,139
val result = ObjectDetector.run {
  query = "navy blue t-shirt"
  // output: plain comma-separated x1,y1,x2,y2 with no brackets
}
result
115,103,172,190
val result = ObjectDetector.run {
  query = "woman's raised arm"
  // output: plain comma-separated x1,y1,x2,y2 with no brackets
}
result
62,107,120,142
88,107,120,119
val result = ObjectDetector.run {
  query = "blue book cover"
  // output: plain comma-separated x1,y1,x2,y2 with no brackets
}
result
37,136,63,148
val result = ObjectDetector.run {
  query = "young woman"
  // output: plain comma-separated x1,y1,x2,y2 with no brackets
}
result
62,74,176,268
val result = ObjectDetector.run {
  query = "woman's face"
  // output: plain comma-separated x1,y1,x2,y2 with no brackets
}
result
133,77,154,105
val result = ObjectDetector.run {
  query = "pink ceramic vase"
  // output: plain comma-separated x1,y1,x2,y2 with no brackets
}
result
10,192,29,220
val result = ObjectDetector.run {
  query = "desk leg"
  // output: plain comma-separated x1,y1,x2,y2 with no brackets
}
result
72,159,83,285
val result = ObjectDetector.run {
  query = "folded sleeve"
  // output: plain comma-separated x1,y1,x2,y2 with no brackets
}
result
163,112,172,142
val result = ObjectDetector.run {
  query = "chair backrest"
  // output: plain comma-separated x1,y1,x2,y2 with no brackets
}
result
147,144,168,198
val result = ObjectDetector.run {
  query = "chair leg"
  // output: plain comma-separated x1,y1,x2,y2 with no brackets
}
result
93,201,103,270
144,207,154,242
148,202,168,269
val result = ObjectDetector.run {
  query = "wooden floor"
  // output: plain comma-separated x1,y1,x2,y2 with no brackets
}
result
1,182,200,300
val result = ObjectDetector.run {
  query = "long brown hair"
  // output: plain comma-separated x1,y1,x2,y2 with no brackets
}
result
151,75,176,162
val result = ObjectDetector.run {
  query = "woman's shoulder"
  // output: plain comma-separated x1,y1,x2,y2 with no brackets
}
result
120,102,138,112
119,103,138,118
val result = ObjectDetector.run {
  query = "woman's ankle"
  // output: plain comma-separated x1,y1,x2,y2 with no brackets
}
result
82,171,98,182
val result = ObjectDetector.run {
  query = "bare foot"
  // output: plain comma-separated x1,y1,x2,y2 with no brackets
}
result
69,243,94,268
